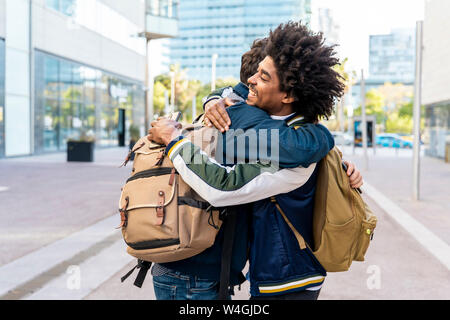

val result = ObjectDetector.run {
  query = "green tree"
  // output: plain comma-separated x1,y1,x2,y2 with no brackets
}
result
153,80,168,115
386,99,425,133
152,64,239,123
354,88,386,124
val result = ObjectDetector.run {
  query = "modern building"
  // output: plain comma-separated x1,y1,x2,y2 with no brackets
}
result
169,0,312,83
369,28,415,84
422,0,450,160
349,29,416,110
310,7,340,46
0,0,178,158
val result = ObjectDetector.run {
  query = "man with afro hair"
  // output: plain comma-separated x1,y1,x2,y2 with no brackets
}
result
148,21,362,300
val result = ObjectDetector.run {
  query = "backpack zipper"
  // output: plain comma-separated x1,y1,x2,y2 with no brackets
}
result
126,167,174,183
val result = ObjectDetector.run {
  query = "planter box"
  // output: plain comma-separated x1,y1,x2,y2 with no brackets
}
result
67,141,95,162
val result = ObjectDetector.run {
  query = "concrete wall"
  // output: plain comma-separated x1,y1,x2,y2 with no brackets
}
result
4,0,31,157
0,0,5,39
99,0,145,29
422,0,450,106
32,0,146,82
2,0,147,157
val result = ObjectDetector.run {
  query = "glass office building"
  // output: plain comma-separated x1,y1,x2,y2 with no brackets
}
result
0,0,177,158
170,0,312,83
34,51,145,153
425,102,450,159
369,29,415,83
45,0,77,17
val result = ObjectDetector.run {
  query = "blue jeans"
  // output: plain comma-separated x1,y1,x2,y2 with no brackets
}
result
152,271,230,300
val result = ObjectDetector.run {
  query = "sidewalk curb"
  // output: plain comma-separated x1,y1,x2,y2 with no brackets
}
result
25,239,133,300
363,182,450,271
0,214,121,297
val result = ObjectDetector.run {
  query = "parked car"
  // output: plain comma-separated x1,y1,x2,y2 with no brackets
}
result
331,131,353,146
398,134,424,145
376,133,413,148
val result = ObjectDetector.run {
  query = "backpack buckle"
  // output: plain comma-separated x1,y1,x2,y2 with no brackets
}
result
116,197,129,229
156,191,165,225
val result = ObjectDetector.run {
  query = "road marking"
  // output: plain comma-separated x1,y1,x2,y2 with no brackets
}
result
363,182,450,271
25,239,133,300
0,186,9,192
0,214,120,297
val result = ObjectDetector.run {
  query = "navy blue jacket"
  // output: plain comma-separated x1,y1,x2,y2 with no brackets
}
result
160,83,333,291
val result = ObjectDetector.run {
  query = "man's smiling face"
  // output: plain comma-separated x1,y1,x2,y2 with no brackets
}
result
246,56,293,116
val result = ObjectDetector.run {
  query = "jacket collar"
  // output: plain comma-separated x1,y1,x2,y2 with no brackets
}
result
233,83,305,126
233,82,249,100
286,114,305,126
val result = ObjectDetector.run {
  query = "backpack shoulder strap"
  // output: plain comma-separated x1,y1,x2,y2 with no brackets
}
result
270,197,308,250
218,206,237,299
120,259,152,288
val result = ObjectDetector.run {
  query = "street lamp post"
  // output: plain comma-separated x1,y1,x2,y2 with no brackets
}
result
361,69,368,170
412,21,424,201
211,53,218,91
164,90,170,115
339,96,345,132
192,95,197,121
144,37,151,133
170,71,175,114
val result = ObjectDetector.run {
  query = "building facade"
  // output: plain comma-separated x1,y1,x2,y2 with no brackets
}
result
169,0,312,83
349,29,416,110
423,0,450,160
311,7,340,46
0,0,177,158
369,28,415,84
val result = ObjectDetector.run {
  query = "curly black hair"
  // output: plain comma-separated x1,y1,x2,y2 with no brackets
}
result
265,21,345,123
240,37,268,84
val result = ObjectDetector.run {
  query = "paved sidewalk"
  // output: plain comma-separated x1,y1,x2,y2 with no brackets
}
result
0,148,131,266
339,146,450,245
0,145,448,300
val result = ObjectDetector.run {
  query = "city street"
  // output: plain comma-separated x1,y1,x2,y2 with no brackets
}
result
0,145,448,300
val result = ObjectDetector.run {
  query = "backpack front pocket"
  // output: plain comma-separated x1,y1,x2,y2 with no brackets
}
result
177,197,221,250
312,217,358,272
119,168,178,249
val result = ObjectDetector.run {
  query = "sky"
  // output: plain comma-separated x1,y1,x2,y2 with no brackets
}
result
312,0,425,78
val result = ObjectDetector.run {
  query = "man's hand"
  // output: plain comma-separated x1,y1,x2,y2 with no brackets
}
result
343,160,363,189
148,118,182,146
204,97,234,132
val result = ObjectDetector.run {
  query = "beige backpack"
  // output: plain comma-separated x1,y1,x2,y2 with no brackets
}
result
272,147,377,272
117,125,222,265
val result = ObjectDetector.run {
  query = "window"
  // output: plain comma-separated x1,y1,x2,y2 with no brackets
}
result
146,0,179,19
46,0,77,17
34,50,145,153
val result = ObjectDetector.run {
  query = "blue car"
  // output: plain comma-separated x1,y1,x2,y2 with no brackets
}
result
376,134,413,148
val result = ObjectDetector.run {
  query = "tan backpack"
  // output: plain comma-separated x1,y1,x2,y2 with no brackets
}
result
272,147,377,272
117,125,222,265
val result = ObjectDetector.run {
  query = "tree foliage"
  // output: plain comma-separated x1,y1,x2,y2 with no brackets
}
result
353,83,423,134
153,64,238,123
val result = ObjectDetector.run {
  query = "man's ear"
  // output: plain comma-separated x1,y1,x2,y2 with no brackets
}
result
281,92,295,104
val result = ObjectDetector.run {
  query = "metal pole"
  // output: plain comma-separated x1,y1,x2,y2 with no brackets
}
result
192,95,196,122
412,21,423,201
211,53,218,91
144,38,150,132
348,84,355,155
347,83,353,135
170,71,175,113
29,0,34,154
164,90,170,115
339,96,345,132
361,69,368,170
